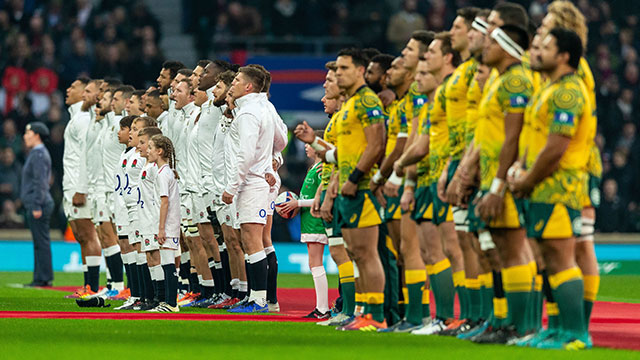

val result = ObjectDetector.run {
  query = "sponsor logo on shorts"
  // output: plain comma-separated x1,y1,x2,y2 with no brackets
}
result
534,219,545,232
99,211,104,217
172,238,179,244
270,201,275,210
74,208,78,214
572,216,582,236
350,213,358,224
259,209,267,218
438,207,445,217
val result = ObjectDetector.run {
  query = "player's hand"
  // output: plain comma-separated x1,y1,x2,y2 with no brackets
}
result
279,198,298,215
265,173,276,186
294,121,315,144
341,180,357,197
32,210,42,219
445,176,460,206
157,231,166,245
72,193,86,206
509,173,533,199
437,170,448,203
222,191,234,204
327,178,339,199
392,161,404,179
475,193,503,223
320,197,334,222
311,193,322,218
378,89,396,107
369,179,381,194
400,187,415,212
374,186,387,209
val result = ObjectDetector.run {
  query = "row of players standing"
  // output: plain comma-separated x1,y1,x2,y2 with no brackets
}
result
62,60,288,313
290,0,601,350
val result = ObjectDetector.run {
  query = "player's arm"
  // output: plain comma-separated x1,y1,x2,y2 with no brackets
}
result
158,196,168,244
224,113,257,198
342,122,384,197
395,133,429,172
373,136,406,185
400,164,418,212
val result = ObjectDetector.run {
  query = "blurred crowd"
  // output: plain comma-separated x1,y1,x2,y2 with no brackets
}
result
1,0,639,233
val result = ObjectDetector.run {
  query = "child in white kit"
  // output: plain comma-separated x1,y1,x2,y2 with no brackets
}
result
147,134,182,312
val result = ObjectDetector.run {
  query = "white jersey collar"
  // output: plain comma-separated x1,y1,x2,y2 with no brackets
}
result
234,92,262,108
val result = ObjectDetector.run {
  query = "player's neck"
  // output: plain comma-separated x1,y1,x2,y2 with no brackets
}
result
496,58,519,75
157,158,168,168
459,48,470,62
548,64,575,83
345,79,366,97
434,66,454,84
395,80,411,98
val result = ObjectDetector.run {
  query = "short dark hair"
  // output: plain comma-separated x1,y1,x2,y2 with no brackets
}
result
120,115,136,128
337,48,369,69
103,77,122,91
362,48,381,63
197,59,212,69
456,7,481,28
217,70,236,87
237,66,266,92
131,89,145,99
434,32,462,67
147,89,161,100
246,64,271,93
213,59,233,72
177,68,193,78
411,30,436,53
477,9,490,19
493,2,529,29
549,27,583,69
501,24,531,53
371,54,395,73
162,60,186,79
230,63,241,72
76,76,90,85
114,85,135,99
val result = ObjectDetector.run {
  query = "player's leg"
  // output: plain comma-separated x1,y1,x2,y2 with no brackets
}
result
439,222,466,324
99,221,124,293
576,206,598,330
198,222,223,301
398,214,426,328
74,218,101,293
305,240,330,318
233,222,268,311
262,214,279,309
146,247,163,308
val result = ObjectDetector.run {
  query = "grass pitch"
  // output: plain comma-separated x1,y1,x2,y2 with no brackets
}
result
1,272,639,359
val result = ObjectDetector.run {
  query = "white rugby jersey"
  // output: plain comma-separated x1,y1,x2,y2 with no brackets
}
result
86,105,105,194
184,106,202,193
172,102,197,193
225,93,275,195
123,150,146,210
100,112,125,194
196,88,220,193
114,147,135,226
156,111,169,136
62,103,90,193
211,105,229,197
259,93,288,178
68,101,82,119
156,164,181,238
138,162,159,235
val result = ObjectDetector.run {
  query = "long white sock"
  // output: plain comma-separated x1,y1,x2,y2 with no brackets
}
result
311,265,329,313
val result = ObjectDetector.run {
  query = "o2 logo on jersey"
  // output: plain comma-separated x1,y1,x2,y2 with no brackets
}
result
259,209,267,218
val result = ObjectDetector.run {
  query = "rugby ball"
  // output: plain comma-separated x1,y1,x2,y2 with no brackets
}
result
275,191,300,219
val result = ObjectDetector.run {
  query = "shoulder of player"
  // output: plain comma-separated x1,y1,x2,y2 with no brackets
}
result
548,76,585,110
499,66,533,94
355,87,383,111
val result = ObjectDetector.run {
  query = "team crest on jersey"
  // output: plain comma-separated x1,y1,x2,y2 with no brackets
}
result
141,171,146,179
122,159,127,167
74,208,78,214
135,230,140,236
226,215,231,222
186,208,191,215
99,211,103,217
145,238,150,246
200,211,204,218
132,159,138,167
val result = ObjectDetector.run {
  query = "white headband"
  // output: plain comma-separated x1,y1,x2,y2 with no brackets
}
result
472,17,489,35
491,27,524,61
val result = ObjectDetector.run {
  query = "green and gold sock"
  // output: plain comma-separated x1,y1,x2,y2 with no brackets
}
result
368,292,385,322
427,258,454,319
405,269,426,325
503,264,532,335
337,262,356,316
550,267,586,336
479,272,493,320
453,270,468,320
533,272,543,330
583,274,600,330
466,277,482,321
422,286,431,321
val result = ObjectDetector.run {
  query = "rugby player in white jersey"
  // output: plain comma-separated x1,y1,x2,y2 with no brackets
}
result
62,78,102,297
222,66,275,313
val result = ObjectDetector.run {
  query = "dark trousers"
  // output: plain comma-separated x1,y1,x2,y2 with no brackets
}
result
27,198,54,283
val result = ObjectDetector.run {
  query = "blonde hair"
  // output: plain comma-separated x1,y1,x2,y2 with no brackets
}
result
150,135,179,179
547,1,588,49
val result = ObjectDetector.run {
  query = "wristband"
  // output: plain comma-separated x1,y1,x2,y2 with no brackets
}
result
404,179,416,188
310,136,325,152
490,177,506,197
372,170,384,185
297,199,314,208
348,168,365,184
325,149,337,164
387,171,403,186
